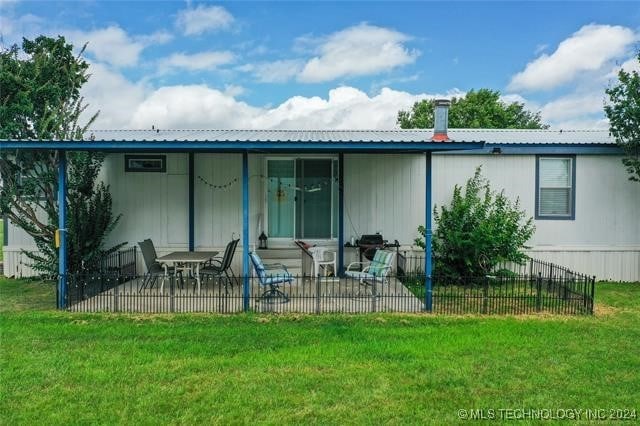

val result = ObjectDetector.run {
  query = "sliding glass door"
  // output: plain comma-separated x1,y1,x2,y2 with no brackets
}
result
267,160,295,238
266,158,336,240
295,159,333,239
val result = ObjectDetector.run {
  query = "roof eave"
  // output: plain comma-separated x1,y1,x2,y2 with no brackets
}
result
0,140,485,153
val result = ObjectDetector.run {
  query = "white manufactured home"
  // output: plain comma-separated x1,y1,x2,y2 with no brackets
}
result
2,127,639,282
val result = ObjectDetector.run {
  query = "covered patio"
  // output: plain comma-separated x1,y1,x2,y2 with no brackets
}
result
68,274,426,313
2,127,485,312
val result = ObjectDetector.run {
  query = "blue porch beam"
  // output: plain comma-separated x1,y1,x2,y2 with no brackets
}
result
242,152,249,312
338,153,344,276
188,152,195,251
424,152,433,312
57,150,67,309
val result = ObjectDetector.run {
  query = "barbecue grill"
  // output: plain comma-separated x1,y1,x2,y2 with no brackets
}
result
355,234,400,262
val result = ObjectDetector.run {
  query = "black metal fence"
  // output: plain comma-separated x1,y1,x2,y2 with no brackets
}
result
62,253,594,315
65,247,137,306
98,246,137,276
396,253,595,315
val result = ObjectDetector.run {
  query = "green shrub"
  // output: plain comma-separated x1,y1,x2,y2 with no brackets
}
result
494,268,518,278
416,167,535,278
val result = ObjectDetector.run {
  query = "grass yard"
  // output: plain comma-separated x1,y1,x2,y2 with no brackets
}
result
1,278,639,424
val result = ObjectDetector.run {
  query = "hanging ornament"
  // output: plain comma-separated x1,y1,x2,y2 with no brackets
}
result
276,179,286,202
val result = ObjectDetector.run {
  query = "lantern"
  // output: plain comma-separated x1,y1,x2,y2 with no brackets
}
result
259,232,268,249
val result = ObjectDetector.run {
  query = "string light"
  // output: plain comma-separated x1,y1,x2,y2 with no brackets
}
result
197,176,238,191
197,174,339,192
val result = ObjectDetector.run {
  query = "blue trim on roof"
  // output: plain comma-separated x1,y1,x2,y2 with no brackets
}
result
0,140,483,152
438,144,622,155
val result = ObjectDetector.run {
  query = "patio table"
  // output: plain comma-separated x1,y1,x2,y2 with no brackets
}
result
157,251,219,294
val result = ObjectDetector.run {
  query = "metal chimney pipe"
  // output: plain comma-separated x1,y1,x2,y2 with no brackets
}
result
432,99,450,142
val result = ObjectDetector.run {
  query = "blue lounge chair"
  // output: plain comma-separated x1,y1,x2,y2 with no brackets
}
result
345,249,394,286
249,252,293,303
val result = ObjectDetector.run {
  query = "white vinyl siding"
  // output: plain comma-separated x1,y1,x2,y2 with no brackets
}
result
537,157,573,218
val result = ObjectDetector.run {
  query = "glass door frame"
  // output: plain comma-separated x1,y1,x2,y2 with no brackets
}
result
264,155,338,243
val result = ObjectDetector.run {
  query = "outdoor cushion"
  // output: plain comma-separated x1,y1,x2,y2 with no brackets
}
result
249,252,265,275
368,250,393,276
261,269,293,285
345,270,385,281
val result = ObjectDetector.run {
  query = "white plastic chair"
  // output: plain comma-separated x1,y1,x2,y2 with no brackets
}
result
308,247,337,277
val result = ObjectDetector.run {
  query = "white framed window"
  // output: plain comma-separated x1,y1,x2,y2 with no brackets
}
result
536,156,575,220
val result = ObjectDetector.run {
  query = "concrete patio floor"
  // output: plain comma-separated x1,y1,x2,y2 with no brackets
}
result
69,276,425,313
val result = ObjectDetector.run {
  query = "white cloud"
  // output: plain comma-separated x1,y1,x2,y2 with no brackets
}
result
243,59,305,83
81,62,147,128
86,78,433,129
159,51,235,73
223,84,246,97
175,4,234,36
605,55,640,79
297,23,419,83
252,86,428,129
129,85,260,129
548,117,609,130
67,26,143,67
540,91,604,122
78,65,608,131
509,24,636,91
0,13,44,42
137,30,174,45
67,25,170,68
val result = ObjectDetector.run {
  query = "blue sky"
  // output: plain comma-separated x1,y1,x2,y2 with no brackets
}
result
1,1,639,129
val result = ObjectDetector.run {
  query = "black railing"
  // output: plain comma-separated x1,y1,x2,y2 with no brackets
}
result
98,246,137,276
65,273,425,314
67,247,137,306
61,254,594,315
396,252,595,315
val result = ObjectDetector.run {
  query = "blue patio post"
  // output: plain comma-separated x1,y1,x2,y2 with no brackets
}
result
57,150,67,309
242,152,249,311
188,152,195,251
425,152,433,312
338,153,344,276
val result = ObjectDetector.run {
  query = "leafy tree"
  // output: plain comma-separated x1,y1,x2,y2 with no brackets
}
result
397,88,548,129
415,167,535,278
0,36,123,274
605,53,640,182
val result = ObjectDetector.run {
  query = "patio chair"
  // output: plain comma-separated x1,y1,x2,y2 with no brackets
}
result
200,238,239,291
308,246,336,277
345,249,394,290
138,239,181,293
249,252,293,303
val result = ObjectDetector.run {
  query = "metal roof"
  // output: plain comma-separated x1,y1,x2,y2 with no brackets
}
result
81,129,469,143
74,128,613,144
1,128,613,144
448,129,613,145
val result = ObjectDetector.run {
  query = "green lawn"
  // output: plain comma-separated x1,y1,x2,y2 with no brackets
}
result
1,278,639,424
